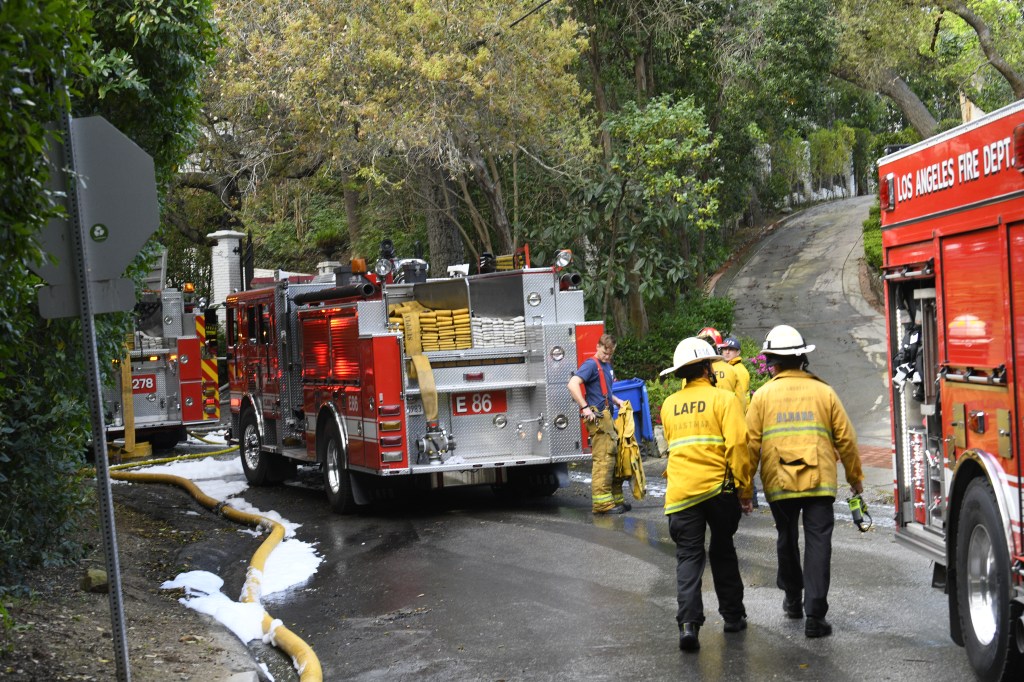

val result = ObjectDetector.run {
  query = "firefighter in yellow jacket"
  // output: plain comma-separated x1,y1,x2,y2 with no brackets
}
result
746,324,864,639
718,336,750,406
660,337,753,652
698,327,747,410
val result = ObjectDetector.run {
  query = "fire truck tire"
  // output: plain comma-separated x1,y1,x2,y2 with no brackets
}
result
320,421,356,514
238,409,286,486
955,477,1024,682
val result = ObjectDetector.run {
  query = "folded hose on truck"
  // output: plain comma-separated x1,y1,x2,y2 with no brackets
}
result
105,452,324,682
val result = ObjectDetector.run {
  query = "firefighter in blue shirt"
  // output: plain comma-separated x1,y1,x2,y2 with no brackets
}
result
568,333,627,514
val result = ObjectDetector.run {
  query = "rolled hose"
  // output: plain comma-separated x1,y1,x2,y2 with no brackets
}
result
105,449,323,682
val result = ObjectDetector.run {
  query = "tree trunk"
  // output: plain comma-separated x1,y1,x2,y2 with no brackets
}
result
936,0,1024,99
833,66,938,139
625,254,649,338
877,69,938,138
587,49,612,162
467,147,513,254
421,163,465,276
340,169,361,259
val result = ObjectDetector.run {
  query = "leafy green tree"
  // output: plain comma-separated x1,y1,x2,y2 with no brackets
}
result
582,95,720,337
1,0,217,587
1,0,95,586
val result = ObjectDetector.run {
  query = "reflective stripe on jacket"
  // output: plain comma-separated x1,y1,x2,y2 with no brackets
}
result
660,378,751,515
746,369,863,503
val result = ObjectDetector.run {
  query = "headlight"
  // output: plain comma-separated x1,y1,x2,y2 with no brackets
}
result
554,249,573,269
374,258,394,277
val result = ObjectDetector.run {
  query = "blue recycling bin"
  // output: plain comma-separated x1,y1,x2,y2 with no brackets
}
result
612,377,654,442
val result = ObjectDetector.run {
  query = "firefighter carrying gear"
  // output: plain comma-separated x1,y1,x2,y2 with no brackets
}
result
586,407,623,512
614,401,647,501
660,376,752,515
746,369,863,502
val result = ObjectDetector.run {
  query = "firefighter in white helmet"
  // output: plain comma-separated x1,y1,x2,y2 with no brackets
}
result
746,324,864,639
697,327,747,411
660,337,753,652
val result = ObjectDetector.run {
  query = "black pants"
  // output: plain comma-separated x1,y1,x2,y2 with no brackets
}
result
768,496,835,619
668,493,745,626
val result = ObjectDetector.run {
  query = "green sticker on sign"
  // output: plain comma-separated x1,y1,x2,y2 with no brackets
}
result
89,223,109,242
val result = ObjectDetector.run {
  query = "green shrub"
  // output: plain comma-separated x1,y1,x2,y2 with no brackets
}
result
614,293,735,382
863,201,882,271
645,377,682,424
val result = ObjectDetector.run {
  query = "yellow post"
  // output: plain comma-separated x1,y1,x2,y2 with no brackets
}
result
121,347,135,453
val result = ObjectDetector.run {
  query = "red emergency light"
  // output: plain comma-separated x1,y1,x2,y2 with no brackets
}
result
1015,123,1024,173
880,172,895,212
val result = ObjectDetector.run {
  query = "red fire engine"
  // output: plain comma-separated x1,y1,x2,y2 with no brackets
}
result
224,244,601,514
104,281,221,450
880,100,1024,681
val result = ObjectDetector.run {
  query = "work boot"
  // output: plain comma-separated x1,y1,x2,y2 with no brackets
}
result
805,617,833,638
723,617,747,633
593,505,626,515
678,623,700,651
621,501,632,511
783,595,803,619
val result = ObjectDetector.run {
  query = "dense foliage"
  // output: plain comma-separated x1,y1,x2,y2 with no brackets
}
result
0,0,217,589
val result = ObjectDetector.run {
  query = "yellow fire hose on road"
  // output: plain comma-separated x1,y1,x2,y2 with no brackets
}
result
105,448,323,682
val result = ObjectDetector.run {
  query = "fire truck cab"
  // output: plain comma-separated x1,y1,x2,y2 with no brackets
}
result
880,100,1024,681
225,249,600,514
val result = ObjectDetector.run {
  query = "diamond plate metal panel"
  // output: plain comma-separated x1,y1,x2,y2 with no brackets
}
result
521,271,558,326
131,366,178,423
357,300,388,335
543,324,584,458
554,289,585,323
422,356,531,389
161,291,183,338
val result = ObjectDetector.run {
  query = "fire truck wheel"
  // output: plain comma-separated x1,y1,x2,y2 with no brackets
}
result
321,421,356,514
955,477,1024,682
239,409,283,486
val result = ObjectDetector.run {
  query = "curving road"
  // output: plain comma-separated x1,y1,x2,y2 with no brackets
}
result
714,196,891,449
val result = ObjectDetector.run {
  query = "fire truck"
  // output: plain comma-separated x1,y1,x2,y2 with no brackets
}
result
224,244,601,513
879,100,1024,681
104,257,221,450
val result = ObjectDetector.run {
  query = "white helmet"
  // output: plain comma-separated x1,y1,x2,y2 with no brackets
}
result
660,337,722,377
762,324,815,355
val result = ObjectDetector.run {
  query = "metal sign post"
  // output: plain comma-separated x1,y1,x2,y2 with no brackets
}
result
30,113,161,682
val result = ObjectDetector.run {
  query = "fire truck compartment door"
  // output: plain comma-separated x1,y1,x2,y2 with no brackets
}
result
180,381,204,422
178,337,202,381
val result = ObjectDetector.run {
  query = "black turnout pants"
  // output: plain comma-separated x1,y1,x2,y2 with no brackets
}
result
668,492,745,627
768,496,835,619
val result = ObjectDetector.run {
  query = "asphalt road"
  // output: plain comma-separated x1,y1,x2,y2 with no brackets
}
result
714,195,890,449
219,196,974,681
